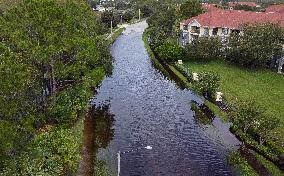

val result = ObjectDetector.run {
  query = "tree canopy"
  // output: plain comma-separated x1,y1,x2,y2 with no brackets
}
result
0,0,112,174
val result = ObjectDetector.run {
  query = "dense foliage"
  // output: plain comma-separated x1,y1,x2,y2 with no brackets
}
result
233,4,261,12
180,0,203,19
193,72,220,100
0,0,112,174
155,41,186,62
226,23,284,68
186,37,222,62
233,100,280,145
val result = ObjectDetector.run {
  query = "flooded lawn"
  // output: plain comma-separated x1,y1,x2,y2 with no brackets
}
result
89,21,240,176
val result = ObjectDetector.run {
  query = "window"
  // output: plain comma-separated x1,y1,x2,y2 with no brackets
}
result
212,28,218,36
222,28,229,35
183,25,188,31
204,27,209,36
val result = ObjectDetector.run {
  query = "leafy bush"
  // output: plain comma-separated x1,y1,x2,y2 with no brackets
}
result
233,100,265,134
180,0,203,20
186,37,223,62
174,63,193,82
0,0,111,172
226,23,284,68
155,41,186,63
2,119,84,175
235,130,278,162
193,72,220,100
229,151,258,176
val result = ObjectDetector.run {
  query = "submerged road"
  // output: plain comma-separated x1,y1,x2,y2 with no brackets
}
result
91,21,239,176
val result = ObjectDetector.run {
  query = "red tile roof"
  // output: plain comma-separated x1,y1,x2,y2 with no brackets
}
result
182,10,284,29
202,3,221,12
228,2,259,7
266,4,284,13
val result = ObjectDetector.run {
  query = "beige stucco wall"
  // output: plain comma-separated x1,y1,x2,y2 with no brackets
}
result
199,27,205,37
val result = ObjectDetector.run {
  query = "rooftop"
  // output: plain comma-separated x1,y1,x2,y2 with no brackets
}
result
266,4,284,13
228,2,259,7
182,9,284,29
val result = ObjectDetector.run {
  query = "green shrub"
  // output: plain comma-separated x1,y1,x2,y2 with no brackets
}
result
229,151,258,176
186,37,223,62
192,71,220,100
1,119,84,175
233,100,264,134
174,63,193,82
226,23,284,68
155,41,186,63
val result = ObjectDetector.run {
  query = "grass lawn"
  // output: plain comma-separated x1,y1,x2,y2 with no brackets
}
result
185,60,284,142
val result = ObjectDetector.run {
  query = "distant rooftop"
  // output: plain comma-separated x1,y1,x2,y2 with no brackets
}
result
182,9,284,29
228,2,259,7
266,4,284,13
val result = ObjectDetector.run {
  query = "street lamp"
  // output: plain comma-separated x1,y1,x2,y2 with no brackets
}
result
117,146,152,176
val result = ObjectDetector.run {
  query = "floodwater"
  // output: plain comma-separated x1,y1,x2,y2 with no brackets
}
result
90,21,240,176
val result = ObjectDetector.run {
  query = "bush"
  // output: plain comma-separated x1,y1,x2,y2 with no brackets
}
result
2,119,84,175
174,63,193,82
226,23,284,68
233,100,264,134
155,41,186,63
186,37,223,62
193,72,220,100
123,10,134,22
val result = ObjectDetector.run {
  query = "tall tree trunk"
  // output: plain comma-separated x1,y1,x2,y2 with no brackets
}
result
50,57,57,94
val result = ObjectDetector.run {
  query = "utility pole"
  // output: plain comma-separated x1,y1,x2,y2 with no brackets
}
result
117,146,152,176
117,151,121,176
138,9,141,21
111,20,113,34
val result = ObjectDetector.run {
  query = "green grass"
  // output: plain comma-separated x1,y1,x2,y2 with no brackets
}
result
186,60,284,142
142,29,169,76
229,151,258,176
105,27,125,45
254,152,284,176
204,100,230,123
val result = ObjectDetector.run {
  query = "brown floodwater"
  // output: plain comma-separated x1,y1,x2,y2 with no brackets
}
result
90,21,241,176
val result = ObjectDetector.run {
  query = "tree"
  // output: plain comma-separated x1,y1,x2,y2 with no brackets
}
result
186,37,223,62
155,40,186,62
254,115,280,145
234,4,260,12
0,0,112,172
100,11,121,28
123,10,134,22
193,72,220,100
226,23,284,68
234,101,264,134
115,1,129,10
180,0,203,19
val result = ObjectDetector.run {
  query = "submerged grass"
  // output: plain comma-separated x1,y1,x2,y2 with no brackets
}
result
186,60,284,141
229,151,258,176
254,152,284,176
204,100,230,123
142,29,169,76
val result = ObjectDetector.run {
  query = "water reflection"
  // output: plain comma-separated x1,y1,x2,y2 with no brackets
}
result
93,104,115,150
91,21,239,176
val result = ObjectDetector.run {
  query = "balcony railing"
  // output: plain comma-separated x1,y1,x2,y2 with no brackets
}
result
190,29,200,34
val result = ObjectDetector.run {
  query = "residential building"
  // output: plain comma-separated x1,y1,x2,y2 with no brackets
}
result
228,1,259,7
202,3,220,12
266,4,284,14
180,9,284,44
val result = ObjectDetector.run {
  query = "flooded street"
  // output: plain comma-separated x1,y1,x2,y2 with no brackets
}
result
90,21,239,176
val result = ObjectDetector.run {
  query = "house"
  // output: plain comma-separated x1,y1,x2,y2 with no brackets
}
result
180,9,284,44
228,2,259,7
202,3,220,12
94,5,106,12
100,0,115,5
266,4,284,14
